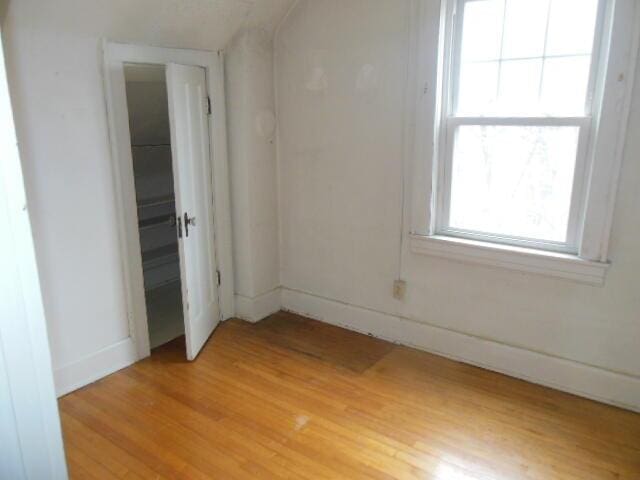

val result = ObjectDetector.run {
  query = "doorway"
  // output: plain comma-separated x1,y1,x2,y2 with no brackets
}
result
103,42,234,362
124,63,184,350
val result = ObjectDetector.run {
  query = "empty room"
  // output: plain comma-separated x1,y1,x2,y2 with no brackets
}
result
1,0,640,478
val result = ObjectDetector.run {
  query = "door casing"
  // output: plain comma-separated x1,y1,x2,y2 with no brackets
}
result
102,41,235,360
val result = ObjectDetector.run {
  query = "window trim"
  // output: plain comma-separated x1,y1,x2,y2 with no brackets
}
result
410,233,609,286
408,0,640,284
435,0,605,254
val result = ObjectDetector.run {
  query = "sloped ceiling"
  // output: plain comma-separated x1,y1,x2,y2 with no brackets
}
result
1,0,295,51
243,0,297,33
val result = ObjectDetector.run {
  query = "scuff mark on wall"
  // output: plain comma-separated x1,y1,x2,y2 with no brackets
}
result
305,50,328,92
256,109,277,141
356,64,378,93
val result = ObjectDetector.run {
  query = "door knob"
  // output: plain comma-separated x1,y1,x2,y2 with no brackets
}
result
184,212,196,237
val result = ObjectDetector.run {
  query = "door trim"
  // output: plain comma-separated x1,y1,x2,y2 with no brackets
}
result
102,40,235,360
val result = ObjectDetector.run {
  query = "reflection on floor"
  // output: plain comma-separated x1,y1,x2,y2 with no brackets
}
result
145,281,184,349
59,312,640,479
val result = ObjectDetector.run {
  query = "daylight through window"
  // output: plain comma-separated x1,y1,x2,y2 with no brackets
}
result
437,0,603,252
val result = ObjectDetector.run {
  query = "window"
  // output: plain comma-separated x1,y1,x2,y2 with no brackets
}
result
436,0,603,253
410,0,639,284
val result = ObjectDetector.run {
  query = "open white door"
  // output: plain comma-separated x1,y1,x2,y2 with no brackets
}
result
166,63,220,360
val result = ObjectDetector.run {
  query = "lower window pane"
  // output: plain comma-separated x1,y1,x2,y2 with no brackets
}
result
448,125,580,243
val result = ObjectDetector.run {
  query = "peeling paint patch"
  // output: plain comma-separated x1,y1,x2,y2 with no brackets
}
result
255,109,277,140
356,64,378,93
306,67,328,92
305,50,328,92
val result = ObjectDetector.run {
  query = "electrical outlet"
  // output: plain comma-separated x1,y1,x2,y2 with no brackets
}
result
393,279,406,300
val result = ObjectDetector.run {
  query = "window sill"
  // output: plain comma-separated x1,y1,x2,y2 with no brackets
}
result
409,234,609,286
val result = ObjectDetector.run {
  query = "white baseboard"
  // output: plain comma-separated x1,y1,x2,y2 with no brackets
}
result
53,338,138,397
234,288,282,323
281,287,640,412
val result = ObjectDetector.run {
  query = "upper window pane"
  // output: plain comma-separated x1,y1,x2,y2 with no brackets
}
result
456,0,600,116
459,0,503,62
501,0,548,59
498,59,543,115
546,0,599,56
540,56,592,115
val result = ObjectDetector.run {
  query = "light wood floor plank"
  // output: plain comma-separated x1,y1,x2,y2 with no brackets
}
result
60,312,640,479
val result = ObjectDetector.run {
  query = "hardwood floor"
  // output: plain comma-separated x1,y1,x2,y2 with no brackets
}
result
59,311,640,479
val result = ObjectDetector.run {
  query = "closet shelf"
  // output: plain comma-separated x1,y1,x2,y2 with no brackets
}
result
137,195,175,209
139,213,175,231
142,243,178,265
131,143,171,148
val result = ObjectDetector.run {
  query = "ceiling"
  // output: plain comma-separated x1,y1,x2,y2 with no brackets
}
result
2,0,296,52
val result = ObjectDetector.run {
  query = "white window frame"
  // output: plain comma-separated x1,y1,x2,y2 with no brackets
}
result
408,0,640,285
436,0,605,255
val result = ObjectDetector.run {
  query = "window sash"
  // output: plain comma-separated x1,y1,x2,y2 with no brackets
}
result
436,118,591,253
450,0,605,118
433,0,605,253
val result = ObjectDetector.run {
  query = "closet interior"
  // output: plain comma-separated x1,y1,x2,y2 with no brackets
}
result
124,63,185,350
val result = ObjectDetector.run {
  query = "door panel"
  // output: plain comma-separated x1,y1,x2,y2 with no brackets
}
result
166,63,219,360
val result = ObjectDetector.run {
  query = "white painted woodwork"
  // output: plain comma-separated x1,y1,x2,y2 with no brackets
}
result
102,42,233,371
0,27,68,478
281,287,640,412
166,63,221,360
412,0,639,267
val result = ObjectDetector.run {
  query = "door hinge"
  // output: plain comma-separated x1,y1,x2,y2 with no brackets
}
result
216,270,221,286
206,96,212,115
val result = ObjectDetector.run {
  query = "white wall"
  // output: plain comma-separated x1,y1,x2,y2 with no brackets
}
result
0,0,292,394
226,27,281,321
276,0,640,410
0,23,67,476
